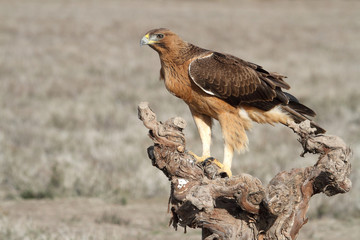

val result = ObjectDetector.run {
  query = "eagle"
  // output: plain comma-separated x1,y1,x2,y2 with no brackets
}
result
140,28,325,177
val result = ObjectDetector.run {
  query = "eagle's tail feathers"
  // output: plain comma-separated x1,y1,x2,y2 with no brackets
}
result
281,105,326,134
288,101,316,117
283,92,316,117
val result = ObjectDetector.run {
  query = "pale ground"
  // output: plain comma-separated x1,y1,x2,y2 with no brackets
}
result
1,198,359,240
0,0,359,239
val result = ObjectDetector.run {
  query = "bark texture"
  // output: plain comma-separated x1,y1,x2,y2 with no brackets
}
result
138,102,352,240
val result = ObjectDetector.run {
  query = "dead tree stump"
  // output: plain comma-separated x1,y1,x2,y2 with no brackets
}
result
138,102,352,240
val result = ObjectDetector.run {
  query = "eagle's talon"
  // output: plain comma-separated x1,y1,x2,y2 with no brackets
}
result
219,166,232,178
219,171,229,178
203,157,224,169
202,157,216,167
188,151,211,164
187,151,233,178
200,157,233,178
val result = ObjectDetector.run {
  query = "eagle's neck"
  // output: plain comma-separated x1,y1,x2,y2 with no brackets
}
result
158,43,204,66
156,43,196,100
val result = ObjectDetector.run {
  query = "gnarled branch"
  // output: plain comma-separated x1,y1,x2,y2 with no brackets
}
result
138,102,351,240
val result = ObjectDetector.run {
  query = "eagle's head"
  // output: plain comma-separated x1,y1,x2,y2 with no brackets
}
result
140,28,185,54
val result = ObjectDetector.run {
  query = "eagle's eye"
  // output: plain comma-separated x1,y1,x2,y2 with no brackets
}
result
156,34,164,39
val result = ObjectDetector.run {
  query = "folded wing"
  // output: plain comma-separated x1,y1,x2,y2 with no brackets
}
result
188,52,291,107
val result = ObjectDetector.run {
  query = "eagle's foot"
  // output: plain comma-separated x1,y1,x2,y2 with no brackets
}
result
188,151,211,163
220,166,232,178
188,151,232,178
201,157,232,179
202,157,224,169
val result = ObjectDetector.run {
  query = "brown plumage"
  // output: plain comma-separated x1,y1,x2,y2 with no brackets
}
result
140,28,325,177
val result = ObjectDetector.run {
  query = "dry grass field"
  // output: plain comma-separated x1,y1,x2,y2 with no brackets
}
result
0,0,359,239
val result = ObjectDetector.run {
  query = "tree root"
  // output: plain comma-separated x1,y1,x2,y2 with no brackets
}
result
138,102,352,240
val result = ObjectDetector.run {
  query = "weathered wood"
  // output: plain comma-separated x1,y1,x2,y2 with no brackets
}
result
138,102,352,240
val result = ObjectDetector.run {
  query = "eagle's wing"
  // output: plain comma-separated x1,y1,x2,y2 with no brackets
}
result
189,52,291,107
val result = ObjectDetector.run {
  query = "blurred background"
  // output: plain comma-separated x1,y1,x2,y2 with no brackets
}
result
0,0,359,239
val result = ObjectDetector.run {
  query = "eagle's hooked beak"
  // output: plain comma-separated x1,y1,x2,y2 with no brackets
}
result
140,33,150,46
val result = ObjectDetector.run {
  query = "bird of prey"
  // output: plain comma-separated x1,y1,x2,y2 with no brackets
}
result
140,28,325,177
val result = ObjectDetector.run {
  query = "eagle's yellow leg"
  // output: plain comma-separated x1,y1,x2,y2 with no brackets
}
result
190,109,212,161
218,111,251,178
188,151,224,169
222,144,234,177
189,109,227,175
190,108,251,178
188,150,210,163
